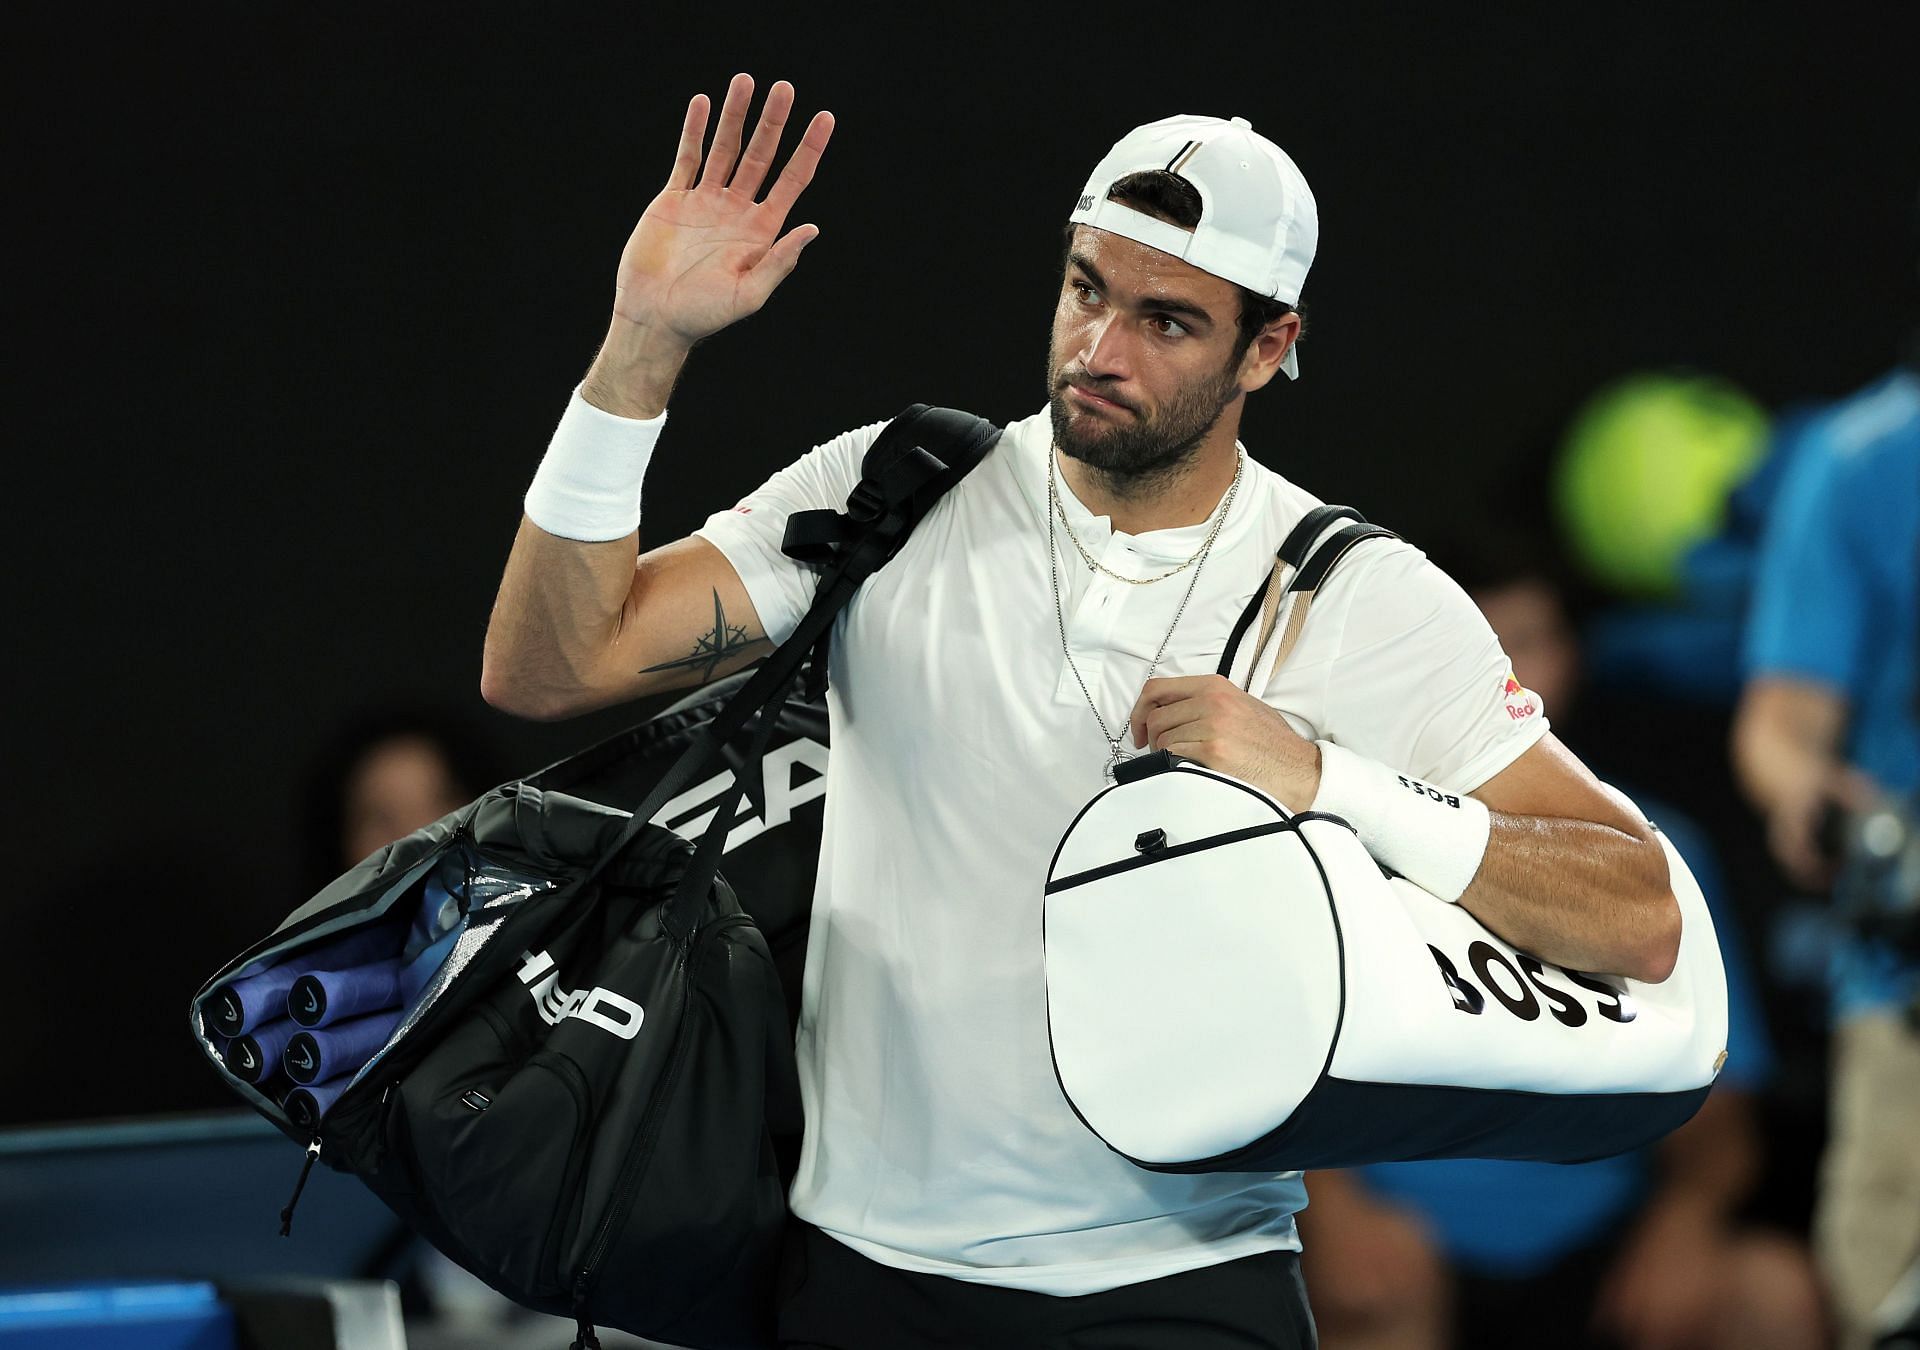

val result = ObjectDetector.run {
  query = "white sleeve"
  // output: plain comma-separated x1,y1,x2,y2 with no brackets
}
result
1312,543,1550,793
691,420,888,646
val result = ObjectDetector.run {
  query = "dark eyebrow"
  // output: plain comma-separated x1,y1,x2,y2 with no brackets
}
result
1068,251,1112,294
1067,251,1217,331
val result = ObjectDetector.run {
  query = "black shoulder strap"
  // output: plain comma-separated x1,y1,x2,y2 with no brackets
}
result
1278,505,1369,568
780,405,1000,701
1216,507,1400,680
580,405,1000,936
1296,520,1399,592
779,405,1000,571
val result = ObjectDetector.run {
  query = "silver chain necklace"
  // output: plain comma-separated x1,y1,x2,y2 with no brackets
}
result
1047,446,1243,779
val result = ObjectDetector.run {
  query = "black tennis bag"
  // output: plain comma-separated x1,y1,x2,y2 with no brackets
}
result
188,405,999,1350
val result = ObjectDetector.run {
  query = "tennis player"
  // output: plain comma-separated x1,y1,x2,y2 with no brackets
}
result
483,75,1681,1349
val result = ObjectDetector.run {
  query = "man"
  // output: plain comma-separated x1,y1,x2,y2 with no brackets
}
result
483,75,1680,1350
1733,358,1920,1350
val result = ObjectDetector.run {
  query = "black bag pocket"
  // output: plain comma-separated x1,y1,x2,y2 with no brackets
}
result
391,1013,595,1301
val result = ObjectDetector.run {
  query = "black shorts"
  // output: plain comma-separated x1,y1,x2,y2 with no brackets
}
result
776,1221,1318,1350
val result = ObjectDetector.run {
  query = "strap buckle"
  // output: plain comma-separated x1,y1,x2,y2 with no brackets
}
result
845,477,889,524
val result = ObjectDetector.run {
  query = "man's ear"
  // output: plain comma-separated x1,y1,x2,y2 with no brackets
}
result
1237,312,1303,393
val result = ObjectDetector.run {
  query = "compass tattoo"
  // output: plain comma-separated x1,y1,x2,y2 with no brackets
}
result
640,589,766,684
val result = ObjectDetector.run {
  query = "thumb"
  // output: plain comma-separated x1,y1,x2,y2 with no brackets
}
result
741,223,820,310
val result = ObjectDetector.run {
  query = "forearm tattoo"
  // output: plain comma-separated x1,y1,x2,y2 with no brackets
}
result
640,589,767,684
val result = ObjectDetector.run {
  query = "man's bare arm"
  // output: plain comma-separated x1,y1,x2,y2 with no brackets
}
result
1130,680,1679,981
1463,734,1680,983
483,531,773,720
480,75,833,720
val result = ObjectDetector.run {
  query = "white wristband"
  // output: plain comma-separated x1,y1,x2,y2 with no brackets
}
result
1310,741,1491,902
522,386,667,541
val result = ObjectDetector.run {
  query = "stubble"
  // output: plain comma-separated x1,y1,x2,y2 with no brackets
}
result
1046,360,1242,503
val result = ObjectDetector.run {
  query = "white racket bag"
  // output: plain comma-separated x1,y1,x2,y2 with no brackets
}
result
1042,752,1729,1172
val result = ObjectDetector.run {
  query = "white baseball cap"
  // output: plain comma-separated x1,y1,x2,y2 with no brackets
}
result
1070,114,1318,379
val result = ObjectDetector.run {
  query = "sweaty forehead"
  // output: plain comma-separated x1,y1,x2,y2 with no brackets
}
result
1068,225,1238,313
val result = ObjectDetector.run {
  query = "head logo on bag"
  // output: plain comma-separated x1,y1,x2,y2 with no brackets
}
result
651,736,828,850
517,950,645,1039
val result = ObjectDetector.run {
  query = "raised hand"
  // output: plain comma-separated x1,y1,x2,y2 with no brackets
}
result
583,75,832,417
613,75,833,347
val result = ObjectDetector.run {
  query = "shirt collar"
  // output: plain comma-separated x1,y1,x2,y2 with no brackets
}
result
1009,409,1255,565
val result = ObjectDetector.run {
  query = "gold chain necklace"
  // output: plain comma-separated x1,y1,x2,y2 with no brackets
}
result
1050,448,1244,585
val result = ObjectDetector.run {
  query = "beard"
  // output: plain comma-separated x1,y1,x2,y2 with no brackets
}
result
1047,359,1242,495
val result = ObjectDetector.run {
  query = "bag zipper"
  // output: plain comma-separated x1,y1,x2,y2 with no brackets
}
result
569,913,749,1325
1045,819,1301,895
279,1137,323,1237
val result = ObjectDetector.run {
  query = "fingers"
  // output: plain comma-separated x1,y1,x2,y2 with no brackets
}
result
665,93,710,192
759,108,835,221
696,73,755,189
1132,697,1212,751
740,223,821,310
1156,723,1218,759
677,76,833,223
1129,675,1223,748
729,79,794,198
1128,695,1152,749
1136,675,1219,704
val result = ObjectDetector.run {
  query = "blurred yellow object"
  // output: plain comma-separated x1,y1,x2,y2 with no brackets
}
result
1554,372,1771,596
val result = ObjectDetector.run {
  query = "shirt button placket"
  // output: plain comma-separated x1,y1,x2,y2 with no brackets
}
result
1053,529,1123,707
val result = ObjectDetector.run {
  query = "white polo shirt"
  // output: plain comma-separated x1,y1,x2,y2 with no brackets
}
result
695,407,1548,1295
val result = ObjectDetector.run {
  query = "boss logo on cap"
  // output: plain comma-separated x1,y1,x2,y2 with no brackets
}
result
1076,193,1094,212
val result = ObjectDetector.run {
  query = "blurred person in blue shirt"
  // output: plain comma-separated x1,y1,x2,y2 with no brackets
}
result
1733,359,1920,1350
1304,543,1825,1350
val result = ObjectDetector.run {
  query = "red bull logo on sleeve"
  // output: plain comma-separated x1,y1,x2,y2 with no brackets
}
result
1502,669,1539,721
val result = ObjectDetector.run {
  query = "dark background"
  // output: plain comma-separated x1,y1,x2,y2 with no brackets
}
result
9,5,1917,1123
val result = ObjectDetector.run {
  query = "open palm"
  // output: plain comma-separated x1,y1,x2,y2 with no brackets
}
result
614,75,835,345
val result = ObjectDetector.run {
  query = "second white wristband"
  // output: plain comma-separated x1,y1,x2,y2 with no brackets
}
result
522,385,667,542
1310,741,1491,902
